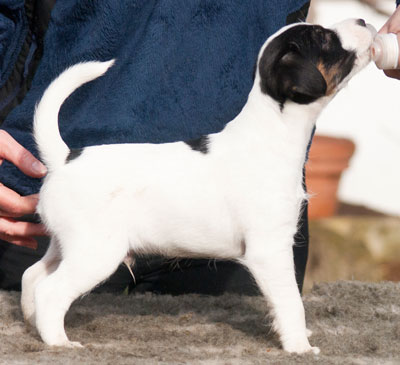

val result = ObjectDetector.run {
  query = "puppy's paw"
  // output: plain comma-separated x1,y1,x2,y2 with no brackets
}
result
52,341,83,349
45,339,83,348
22,312,36,328
283,338,319,355
66,341,84,349
21,298,36,327
310,346,320,355
285,344,320,355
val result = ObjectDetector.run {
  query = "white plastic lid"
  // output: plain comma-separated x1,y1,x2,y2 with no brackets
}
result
371,33,399,70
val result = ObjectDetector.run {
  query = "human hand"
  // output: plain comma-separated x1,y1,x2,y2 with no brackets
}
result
0,130,47,248
379,5,400,79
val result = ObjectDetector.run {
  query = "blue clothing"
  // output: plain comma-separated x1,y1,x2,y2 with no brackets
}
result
0,0,309,196
0,0,311,294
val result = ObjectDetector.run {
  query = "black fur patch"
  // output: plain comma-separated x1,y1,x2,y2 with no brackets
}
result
185,136,209,154
258,24,356,107
66,148,84,163
286,1,310,25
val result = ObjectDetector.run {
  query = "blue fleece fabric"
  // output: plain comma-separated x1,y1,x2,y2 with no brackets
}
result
0,0,309,196
0,0,26,90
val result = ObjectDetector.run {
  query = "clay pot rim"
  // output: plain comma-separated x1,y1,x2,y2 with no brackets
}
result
308,135,355,161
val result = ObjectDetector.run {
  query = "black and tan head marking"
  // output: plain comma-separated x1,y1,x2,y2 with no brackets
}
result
258,24,356,109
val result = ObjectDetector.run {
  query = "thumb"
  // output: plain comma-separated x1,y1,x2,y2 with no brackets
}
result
0,131,47,178
18,152,47,178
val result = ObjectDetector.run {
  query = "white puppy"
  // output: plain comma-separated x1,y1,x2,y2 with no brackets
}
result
21,19,373,354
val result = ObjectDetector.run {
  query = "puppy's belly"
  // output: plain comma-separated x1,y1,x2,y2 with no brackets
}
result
131,211,244,259
125,190,244,259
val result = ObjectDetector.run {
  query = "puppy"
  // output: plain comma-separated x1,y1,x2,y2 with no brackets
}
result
21,19,373,354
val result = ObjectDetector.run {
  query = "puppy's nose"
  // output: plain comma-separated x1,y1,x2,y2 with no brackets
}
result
356,19,366,27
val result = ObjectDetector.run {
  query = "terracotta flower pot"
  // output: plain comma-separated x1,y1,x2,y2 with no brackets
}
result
305,135,355,219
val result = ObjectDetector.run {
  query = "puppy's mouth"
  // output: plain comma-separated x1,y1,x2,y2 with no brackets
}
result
332,19,375,64
366,23,377,38
364,23,377,59
366,24,379,63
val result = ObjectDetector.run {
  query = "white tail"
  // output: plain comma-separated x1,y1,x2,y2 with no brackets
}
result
33,60,115,171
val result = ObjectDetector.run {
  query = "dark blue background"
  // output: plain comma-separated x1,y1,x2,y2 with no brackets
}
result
0,0,309,195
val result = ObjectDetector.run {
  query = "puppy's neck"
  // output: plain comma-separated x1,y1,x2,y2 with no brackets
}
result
234,85,325,139
216,85,327,169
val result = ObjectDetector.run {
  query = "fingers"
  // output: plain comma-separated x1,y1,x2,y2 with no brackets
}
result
0,130,46,249
0,130,47,178
0,218,47,249
0,184,39,217
0,190,46,249
0,186,43,248
379,6,400,35
383,69,400,79
0,217,46,236
379,21,389,35
0,233,38,249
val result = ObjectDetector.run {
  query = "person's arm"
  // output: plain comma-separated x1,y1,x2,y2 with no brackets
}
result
0,130,47,248
379,3,400,79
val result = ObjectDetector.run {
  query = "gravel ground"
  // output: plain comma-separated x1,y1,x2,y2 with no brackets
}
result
1,281,400,364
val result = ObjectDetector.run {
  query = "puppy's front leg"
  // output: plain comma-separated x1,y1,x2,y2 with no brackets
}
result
241,236,319,354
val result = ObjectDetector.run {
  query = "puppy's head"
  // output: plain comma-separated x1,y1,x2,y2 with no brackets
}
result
257,19,374,108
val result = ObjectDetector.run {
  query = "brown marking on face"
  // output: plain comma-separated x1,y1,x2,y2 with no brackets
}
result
316,62,340,96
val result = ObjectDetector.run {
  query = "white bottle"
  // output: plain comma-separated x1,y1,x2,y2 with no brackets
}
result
371,33,400,70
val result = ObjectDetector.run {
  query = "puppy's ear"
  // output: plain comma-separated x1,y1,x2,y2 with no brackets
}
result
278,51,327,104
260,50,327,106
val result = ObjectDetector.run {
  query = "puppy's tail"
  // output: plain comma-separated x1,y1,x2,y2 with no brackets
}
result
33,60,115,171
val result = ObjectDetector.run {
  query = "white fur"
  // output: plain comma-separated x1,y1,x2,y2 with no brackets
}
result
21,20,373,354
33,60,115,172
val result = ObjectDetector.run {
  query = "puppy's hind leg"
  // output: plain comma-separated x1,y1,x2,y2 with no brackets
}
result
241,233,319,355
34,234,128,347
21,238,61,327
